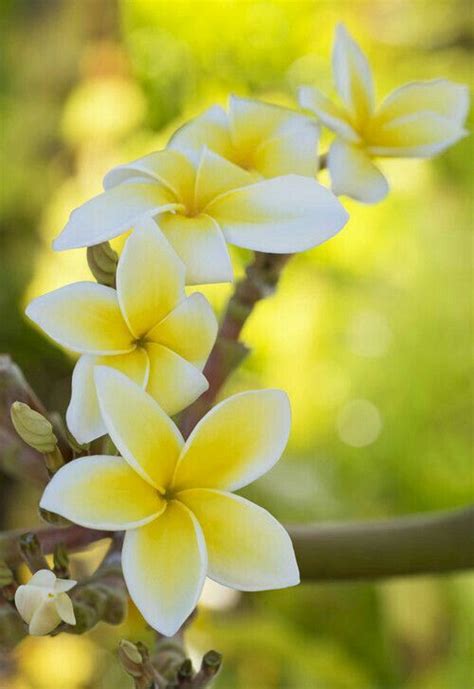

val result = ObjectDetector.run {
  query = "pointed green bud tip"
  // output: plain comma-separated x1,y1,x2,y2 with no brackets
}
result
10,402,57,453
87,242,118,287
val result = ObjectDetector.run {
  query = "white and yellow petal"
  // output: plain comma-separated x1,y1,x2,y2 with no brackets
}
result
229,96,296,157
26,283,133,355
206,175,349,253
53,183,181,251
172,389,291,492
374,79,470,127
368,111,467,158
117,220,185,338
104,149,196,208
168,105,233,164
145,343,209,416
67,349,149,444
254,117,319,178
328,139,389,204
122,500,207,636
178,489,299,590
147,292,217,369
298,86,360,143
40,455,165,530
194,148,255,210
159,213,233,285
332,23,374,124
94,366,183,490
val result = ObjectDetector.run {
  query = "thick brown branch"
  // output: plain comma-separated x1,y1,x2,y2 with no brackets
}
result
290,505,474,581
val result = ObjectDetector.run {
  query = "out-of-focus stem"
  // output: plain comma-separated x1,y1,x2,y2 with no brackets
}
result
290,505,474,581
179,252,291,437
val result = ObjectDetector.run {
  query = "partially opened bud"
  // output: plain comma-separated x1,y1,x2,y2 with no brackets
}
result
11,402,57,453
14,569,77,636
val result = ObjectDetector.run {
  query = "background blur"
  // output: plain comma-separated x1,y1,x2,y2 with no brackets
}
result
0,1,472,687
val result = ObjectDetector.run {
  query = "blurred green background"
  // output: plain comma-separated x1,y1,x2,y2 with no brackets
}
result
0,1,472,687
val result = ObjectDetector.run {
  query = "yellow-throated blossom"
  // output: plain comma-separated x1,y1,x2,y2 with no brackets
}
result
299,24,469,203
40,367,299,636
168,95,320,178
15,569,76,636
27,222,217,443
53,144,348,285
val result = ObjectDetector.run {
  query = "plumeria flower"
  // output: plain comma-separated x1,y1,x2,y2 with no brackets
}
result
299,24,469,203
168,95,320,179
27,222,217,443
15,569,76,636
53,144,348,285
40,367,299,636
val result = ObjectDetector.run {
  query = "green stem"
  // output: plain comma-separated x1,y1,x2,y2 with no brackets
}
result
289,505,474,581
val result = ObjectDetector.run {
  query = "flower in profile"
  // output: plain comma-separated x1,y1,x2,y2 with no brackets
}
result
53,145,348,285
40,367,299,636
15,569,76,636
299,24,469,203
27,222,217,443
168,95,320,179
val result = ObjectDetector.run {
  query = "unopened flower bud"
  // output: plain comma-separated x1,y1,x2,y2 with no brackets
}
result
87,242,118,287
11,402,57,453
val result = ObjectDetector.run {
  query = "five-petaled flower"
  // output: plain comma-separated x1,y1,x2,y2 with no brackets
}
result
168,95,320,179
299,24,469,203
53,144,348,285
15,569,76,636
26,222,218,443
40,367,300,636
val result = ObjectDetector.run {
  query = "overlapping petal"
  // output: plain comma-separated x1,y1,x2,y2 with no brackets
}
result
298,86,360,143
374,79,470,126
54,593,76,625
178,490,299,590
168,105,233,164
40,455,165,530
332,23,374,124
29,603,62,636
145,343,209,416
159,213,233,285
116,221,185,338
172,389,291,492
195,148,254,210
26,283,133,355
66,349,149,444
122,501,207,636
368,111,466,158
254,118,319,178
104,149,196,208
53,183,181,251
229,96,297,155
94,366,183,490
206,175,349,253
147,293,217,369
328,139,389,204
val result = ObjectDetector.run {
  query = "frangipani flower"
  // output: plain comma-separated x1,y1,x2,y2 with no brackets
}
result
27,222,217,443
15,569,76,636
40,367,299,636
53,145,348,285
168,95,320,178
299,24,469,203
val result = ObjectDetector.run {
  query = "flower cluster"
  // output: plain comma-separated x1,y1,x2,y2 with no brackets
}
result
20,24,467,637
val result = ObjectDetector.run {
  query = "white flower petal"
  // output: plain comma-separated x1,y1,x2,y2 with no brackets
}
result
254,118,320,178
172,389,291,492
368,111,467,158
375,79,470,126
15,585,45,624
94,366,183,490
328,139,389,204
53,183,181,251
195,147,255,210
298,86,360,143
159,213,233,285
27,570,56,589
229,96,300,156
206,175,349,253
145,343,209,416
178,490,299,590
147,292,217,370
29,601,61,636
332,23,375,123
168,105,233,162
40,455,165,530
122,501,207,636
54,593,76,625
117,220,185,338
26,283,133,355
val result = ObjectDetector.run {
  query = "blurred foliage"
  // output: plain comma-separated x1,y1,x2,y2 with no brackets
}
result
0,0,472,687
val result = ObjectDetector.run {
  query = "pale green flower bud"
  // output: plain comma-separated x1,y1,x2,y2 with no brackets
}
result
10,402,57,453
